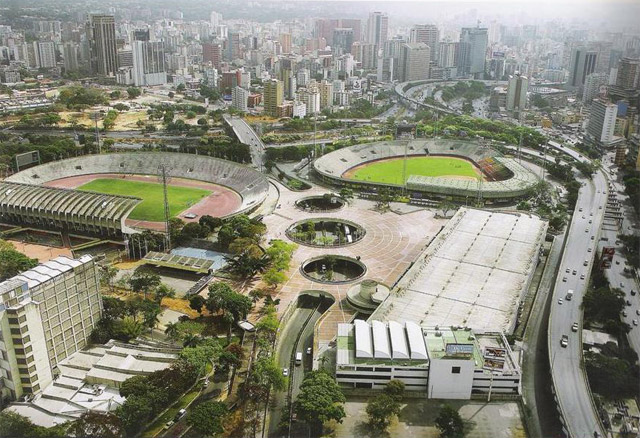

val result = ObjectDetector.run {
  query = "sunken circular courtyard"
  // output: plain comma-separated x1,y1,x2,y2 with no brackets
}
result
300,255,366,284
286,218,366,247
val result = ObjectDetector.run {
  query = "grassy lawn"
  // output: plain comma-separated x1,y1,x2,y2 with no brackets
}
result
142,388,201,438
349,156,479,185
78,178,210,222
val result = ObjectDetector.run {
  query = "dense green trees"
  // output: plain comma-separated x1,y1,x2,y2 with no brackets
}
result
187,401,228,436
0,240,38,280
67,411,122,438
366,380,405,431
116,360,200,435
90,296,162,343
439,81,487,103
585,351,640,399
58,86,108,109
323,98,392,119
294,371,346,435
0,411,66,438
206,282,252,336
126,87,141,99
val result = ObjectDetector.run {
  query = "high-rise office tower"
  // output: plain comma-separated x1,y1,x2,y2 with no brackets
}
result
438,42,459,68
62,43,79,72
352,42,378,70
609,57,640,107
314,19,362,45
86,14,118,77
202,42,222,71
399,42,430,82
263,79,283,117
280,33,292,54
410,25,440,58
506,73,528,112
225,31,240,61
333,28,355,54
133,29,150,42
459,27,488,78
296,68,310,87
582,72,608,104
615,57,640,90
132,40,166,86
568,48,597,88
33,41,56,69
366,12,388,46
587,98,618,144
210,11,222,29
0,256,102,401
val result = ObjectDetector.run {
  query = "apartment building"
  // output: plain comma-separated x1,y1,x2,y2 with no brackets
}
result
0,255,102,401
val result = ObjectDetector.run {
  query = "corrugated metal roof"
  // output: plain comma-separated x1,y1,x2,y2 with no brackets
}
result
354,319,373,358
406,321,428,360
389,320,409,359
372,320,391,359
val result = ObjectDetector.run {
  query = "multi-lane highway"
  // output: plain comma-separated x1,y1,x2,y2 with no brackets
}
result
548,161,608,438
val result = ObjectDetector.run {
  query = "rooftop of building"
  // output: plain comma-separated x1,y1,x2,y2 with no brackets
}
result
337,320,519,375
6,339,180,428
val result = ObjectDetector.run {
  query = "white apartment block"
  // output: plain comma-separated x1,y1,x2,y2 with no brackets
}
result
232,86,250,112
0,255,102,401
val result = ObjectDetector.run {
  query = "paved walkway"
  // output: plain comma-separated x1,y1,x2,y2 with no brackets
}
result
263,182,445,342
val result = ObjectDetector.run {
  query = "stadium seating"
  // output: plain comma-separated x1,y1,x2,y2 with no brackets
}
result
313,139,539,200
7,152,269,216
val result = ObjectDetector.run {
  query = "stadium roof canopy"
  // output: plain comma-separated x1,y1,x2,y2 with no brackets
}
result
0,181,140,235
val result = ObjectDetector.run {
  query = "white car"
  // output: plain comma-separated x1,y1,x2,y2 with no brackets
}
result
634,320,638,327
558,298,563,305
282,368,289,377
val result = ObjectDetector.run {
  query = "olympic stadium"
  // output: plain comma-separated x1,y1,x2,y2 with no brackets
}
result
313,139,540,202
1,152,269,238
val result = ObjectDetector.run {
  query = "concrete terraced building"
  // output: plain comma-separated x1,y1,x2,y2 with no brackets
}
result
0,181,140,237
0,256,102,401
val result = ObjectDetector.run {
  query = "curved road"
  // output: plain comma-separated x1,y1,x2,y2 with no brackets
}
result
269,295,328,438
548,152,608,438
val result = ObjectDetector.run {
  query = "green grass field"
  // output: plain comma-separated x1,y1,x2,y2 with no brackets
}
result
78,179,211,222
349,156,480,185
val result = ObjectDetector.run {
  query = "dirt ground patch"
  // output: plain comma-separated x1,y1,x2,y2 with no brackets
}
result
328,397,525,438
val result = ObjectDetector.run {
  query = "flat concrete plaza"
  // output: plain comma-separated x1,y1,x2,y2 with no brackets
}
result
329,397,526,438
262,183,445,343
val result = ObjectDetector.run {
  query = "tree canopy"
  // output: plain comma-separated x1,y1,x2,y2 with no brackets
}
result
294,371,346,435
187,401,228,436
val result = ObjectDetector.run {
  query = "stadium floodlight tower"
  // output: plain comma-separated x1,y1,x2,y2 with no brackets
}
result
158,164,172,250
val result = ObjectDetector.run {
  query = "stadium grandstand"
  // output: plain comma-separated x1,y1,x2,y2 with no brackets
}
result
313,139,539,202
0,181,140,237
3,152,269,237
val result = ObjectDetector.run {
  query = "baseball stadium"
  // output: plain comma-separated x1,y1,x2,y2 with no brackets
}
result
1,152,269,237
313,139,540,202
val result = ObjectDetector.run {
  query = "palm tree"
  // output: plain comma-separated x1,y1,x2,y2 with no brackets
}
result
164,322,180,341
183,333,202,348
